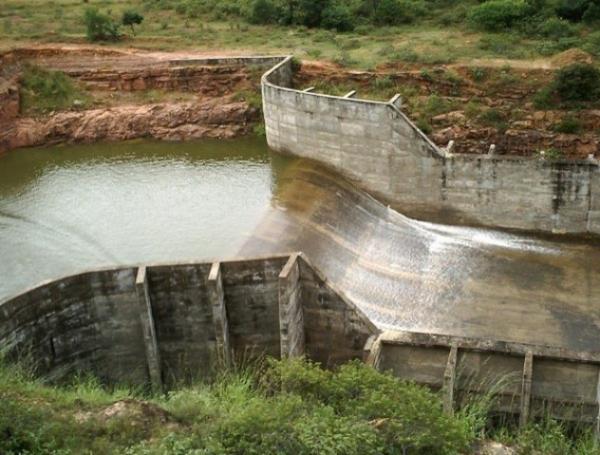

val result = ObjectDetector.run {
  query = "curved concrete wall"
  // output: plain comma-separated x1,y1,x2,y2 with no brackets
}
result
1,253,598,427
0,254,377,387
262,57,600,235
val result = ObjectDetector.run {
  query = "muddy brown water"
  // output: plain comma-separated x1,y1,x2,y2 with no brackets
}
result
1,138,598,353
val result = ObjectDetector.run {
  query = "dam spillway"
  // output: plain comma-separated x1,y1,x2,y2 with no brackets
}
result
241,160,600,354
0,137,598,424
0,139,598,354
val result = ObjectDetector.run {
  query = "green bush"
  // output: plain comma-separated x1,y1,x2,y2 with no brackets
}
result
553,116,583,134
19,65,90,114
122,10,144,35
248,0,279,24
321,2,355,31
478,108,508,131
537,17,577,39
84,7,119,41
583,2,600,22
583,30,600,55
264,358,472,453
374,0,419,25
468,0,530,31
294,0,328,27
556,0,593,22
553,63,600,102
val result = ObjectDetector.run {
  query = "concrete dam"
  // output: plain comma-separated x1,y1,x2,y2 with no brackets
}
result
0,55,599,427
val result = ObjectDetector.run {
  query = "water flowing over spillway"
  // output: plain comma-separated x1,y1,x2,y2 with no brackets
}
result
0,139,598,354
241,160,600,353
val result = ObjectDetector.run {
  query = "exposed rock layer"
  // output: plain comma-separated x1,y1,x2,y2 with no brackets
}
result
0,99,256,152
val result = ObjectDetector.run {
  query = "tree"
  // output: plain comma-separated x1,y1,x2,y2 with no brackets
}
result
122,10,144,35
248,0,278,24
83,8,119,42
321,2,355,31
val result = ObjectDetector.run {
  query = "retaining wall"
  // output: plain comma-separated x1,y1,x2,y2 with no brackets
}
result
366,331,600,429
262,56,600,235
0,254,377,387
1,254,598,427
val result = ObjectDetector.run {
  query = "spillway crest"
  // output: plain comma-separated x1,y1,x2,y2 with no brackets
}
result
242,160,600,353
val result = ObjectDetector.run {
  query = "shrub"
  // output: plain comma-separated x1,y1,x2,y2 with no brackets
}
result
248,0,279,24
583,2,600,22
583,30,600,56
19,65,90,114
553,63,600,102
478,108,508,131
293,0,328,27
374,0,417,25
84,7,119,41
468,0,529,31
556,0,591,22
553,116,583,134
533,86,555,109
122,10,144,35
468,67,489,82
537,17,577,39
321,2,355,32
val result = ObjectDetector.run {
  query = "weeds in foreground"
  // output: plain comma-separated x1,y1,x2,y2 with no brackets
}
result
0,356,597,454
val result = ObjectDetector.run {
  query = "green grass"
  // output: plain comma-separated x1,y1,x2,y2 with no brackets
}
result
19,64,92,114
1,356,597,454
2,0,599,70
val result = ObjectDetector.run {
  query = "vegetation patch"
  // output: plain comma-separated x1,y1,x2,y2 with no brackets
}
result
1,356,597,454
19,65,91,114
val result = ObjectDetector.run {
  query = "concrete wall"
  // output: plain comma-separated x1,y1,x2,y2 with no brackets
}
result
1,254,598,425
0,254,377,387
262,56,600,235
367,331,600,427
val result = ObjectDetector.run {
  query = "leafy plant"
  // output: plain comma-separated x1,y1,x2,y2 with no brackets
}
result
468,0,530,31
122,10,144,35
553,116,583,134
374,0,423,25
553,63,600,102
321,2,355,32
19,65,90,114
84,7,119,41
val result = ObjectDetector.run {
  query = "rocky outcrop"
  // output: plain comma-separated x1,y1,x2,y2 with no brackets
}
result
0,99,256,152
432,124,600,157
69,66,256,97
0,78,19,124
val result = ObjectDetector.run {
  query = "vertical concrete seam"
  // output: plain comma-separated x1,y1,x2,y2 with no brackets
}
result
135,266,163,392
443,344,458,415
519,351,534,429
595,367,600,441
278,253,305,358
208,262,231,368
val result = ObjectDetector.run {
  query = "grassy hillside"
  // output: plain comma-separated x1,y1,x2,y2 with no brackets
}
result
1,356,598,454
2,0,600,69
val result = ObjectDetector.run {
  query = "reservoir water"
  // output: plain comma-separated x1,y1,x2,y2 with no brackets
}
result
0,138,291,301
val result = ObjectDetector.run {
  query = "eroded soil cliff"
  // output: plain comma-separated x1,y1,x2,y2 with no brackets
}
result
0,46,261,153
